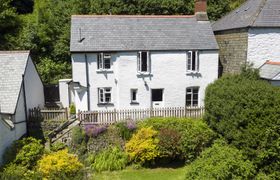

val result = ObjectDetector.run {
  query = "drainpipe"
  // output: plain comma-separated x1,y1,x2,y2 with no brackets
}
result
85,54,91,111
22,75,29,136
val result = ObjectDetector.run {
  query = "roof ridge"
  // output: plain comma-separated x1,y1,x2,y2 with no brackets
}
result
250,0,268,27
72,15,195,18
0,50,30,54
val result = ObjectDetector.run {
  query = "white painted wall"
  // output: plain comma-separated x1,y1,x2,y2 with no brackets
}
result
24,57,45,113
0,89,26,165
72,51,219,111
247,28,280,68
59,79,72,108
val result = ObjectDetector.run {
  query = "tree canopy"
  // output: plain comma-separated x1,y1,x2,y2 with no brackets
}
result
1,0,246,84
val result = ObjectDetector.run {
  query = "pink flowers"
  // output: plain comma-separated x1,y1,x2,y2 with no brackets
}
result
84,124,108,137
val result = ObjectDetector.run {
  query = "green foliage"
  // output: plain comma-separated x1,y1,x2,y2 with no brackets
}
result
115,121,136,140
204,71,280,174
91,146,128,172
37,149,84,179
3,137,44,168
37,58,71,84
0,163,42,180
139,118,216,162
70,103,76,115
50,142,67,152
157,128,182,159
125,127,160,165
185,140,256,180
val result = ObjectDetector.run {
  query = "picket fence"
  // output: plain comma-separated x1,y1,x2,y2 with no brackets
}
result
29,107,69,121
78,106,204,124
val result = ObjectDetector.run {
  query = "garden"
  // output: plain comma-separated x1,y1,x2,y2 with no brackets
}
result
0,68,279,179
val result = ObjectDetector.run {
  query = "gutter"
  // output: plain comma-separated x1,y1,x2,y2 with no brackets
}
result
85,54,91,111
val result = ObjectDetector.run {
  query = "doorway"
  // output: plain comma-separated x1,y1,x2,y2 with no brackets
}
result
151,89,164,108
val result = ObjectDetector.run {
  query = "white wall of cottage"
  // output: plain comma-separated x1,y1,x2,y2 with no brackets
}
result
247,28,280,68
72,50,218,111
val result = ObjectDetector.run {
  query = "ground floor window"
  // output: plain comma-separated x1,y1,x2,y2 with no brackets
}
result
98,87,112,103
131,89,138,103
186,87,199,107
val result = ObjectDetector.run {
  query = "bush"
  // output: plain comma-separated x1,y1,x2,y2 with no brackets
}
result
139,118,216,162
157,128,182,160
85,124,108,138
37,149,83,179
115,121,136,140
204,71,280,173
0,164,42,180
91,146,128,172
70,103,76,115
3,137,44,168
50,142,67,152
185,140,256,180
125,127,160,165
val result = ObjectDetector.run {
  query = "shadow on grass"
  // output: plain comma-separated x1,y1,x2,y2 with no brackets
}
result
148,158,186,169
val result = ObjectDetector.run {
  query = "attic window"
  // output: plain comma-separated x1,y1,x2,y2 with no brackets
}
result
98,53,111,70
187,51,199,72
137,51,150,73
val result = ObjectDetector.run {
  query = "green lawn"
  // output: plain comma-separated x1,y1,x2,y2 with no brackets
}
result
92,167,186,180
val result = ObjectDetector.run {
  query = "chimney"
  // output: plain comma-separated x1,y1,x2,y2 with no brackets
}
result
195,0,208,21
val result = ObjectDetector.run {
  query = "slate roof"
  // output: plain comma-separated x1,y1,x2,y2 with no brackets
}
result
0,51,30,114
212,0,280,32
259,61,280,80
70,15,218,52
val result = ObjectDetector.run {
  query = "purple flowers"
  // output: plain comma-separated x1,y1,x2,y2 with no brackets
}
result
84,124,108,137
126,121,136,131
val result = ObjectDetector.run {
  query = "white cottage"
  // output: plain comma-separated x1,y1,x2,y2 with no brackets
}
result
69,0,219,111
0,51,44,164
212,0,280,74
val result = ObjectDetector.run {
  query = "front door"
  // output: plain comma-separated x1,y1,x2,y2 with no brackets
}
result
151,89,164,108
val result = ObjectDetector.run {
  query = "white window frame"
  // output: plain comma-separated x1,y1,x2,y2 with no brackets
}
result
187,51,199,72
137,51,150,73
186,87,199,107
131,89,138,103
97,53,112,70
98,87,112,104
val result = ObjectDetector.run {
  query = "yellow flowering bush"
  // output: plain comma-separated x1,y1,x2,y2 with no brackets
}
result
37,149,83,178
125,127,160,165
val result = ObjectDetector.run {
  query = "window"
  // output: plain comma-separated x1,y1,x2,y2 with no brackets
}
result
186,87,199,107
98,88,112,103
131,89,138,103
98,53,111,70
137,51,150,73
187,51,199,72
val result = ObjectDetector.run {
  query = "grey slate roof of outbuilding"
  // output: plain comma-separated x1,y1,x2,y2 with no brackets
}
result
212,0,280,32
0,51,30,114
259,61,280,80
70,15,219,52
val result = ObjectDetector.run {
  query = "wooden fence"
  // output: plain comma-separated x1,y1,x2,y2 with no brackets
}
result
29,107,69,121
79,106,204,124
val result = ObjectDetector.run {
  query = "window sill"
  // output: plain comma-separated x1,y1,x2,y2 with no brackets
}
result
97,103,114,106
137,72,152,77
186,71,200,75
96,69,114,73
130,102,140,105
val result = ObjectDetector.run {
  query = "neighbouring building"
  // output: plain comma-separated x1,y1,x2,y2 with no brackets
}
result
68,0,219,111
259,61,280,86
0,51,44,164
212,0,280,74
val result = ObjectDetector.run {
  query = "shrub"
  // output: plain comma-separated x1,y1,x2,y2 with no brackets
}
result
139,118,216,162
91,146,128,172
125,127,160,165
87,126,125,154
70,103,76,115
157,128,182,159
0,164,42,180
185,140,256,180
71,126,86,146
115,121,136,140
85,124,107,137
3,137,44,168
50,142,67,152
37,149,83,179
204,72,280,173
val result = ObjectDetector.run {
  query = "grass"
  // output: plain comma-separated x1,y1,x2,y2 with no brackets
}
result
92,167,186,180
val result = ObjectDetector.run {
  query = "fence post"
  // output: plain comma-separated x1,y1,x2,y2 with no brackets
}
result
65,107,69,120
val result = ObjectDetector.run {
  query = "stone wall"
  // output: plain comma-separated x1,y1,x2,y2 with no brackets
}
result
214,28,248,74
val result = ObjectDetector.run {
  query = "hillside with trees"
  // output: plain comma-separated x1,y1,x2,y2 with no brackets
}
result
1,0,246,84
